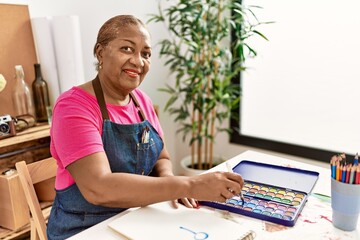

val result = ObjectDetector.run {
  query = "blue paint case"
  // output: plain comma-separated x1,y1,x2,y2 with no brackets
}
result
200,160,319,226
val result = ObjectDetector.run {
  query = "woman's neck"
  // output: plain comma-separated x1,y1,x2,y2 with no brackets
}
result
98,75,131,106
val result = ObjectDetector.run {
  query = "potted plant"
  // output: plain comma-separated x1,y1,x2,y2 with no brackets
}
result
148,0,268,172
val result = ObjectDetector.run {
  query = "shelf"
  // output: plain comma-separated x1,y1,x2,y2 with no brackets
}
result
0,124,50,149
0,124,52,239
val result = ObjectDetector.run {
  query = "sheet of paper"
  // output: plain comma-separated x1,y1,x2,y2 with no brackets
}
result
108,202,254,240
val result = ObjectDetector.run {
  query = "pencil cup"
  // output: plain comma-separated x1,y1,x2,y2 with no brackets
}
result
331,178,360,231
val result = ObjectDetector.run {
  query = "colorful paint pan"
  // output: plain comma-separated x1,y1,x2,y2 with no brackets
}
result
200,160,319,227
269,188,278,193
201,179,309,227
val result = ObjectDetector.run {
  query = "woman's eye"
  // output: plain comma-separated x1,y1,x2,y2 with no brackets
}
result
142,52,151,59
121,46,133,52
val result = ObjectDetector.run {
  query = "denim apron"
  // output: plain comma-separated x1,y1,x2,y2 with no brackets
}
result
47,76,164,239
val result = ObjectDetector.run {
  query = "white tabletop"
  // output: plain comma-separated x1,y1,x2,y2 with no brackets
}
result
67,150,360,240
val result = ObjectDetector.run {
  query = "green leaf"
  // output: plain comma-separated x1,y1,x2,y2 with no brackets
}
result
253,30,269,41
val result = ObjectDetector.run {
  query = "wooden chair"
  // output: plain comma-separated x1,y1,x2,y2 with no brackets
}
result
15,157,57,240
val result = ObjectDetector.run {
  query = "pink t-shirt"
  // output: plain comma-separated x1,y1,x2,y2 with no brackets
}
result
50,86,163,190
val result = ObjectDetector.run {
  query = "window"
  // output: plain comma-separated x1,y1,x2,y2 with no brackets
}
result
230,0,360,162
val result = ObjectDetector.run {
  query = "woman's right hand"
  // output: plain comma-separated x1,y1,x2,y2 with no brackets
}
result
188,171,244,202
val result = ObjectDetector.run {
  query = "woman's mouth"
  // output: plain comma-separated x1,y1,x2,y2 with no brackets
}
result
124,69,140,78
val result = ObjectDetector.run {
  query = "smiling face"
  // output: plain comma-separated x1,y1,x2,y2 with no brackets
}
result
94,16,151,98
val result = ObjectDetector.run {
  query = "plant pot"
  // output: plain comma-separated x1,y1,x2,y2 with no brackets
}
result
180,154,224,176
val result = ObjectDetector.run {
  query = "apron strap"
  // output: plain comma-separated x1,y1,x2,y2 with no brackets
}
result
129,92,146,121
92,75,147,121
92,76,110,120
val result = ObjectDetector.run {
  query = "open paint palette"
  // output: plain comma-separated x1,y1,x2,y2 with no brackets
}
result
200,160,319,226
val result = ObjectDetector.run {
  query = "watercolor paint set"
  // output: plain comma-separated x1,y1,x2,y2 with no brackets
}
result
200,160,319,226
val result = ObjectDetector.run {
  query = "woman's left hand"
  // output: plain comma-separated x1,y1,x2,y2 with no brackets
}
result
171,198,199,209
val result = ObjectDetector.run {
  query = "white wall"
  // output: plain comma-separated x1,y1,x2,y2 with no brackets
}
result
241,0,360,155
1,0,328,174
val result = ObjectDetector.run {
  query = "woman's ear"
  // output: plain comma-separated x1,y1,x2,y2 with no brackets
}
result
95,43,104,61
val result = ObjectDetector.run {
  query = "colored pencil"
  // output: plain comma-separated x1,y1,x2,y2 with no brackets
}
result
330,155,337,179
336,161,341,181
341,153,347,165
354,152,359,165
345,164,351,183
341,164,346,183
356,165,360,184
349,165,357,184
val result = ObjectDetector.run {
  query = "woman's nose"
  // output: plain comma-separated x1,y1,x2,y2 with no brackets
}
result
130,53,144,67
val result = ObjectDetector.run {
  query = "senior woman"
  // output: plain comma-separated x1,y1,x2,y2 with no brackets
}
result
47,15,244,239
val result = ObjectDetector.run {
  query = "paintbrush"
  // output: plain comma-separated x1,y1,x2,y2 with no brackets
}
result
226,162,245,206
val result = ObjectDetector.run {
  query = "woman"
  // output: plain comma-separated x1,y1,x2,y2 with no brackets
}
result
47,15,244,239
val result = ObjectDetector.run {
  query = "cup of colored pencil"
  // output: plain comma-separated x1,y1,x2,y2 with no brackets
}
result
330,153,360,184
330,153,360,231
